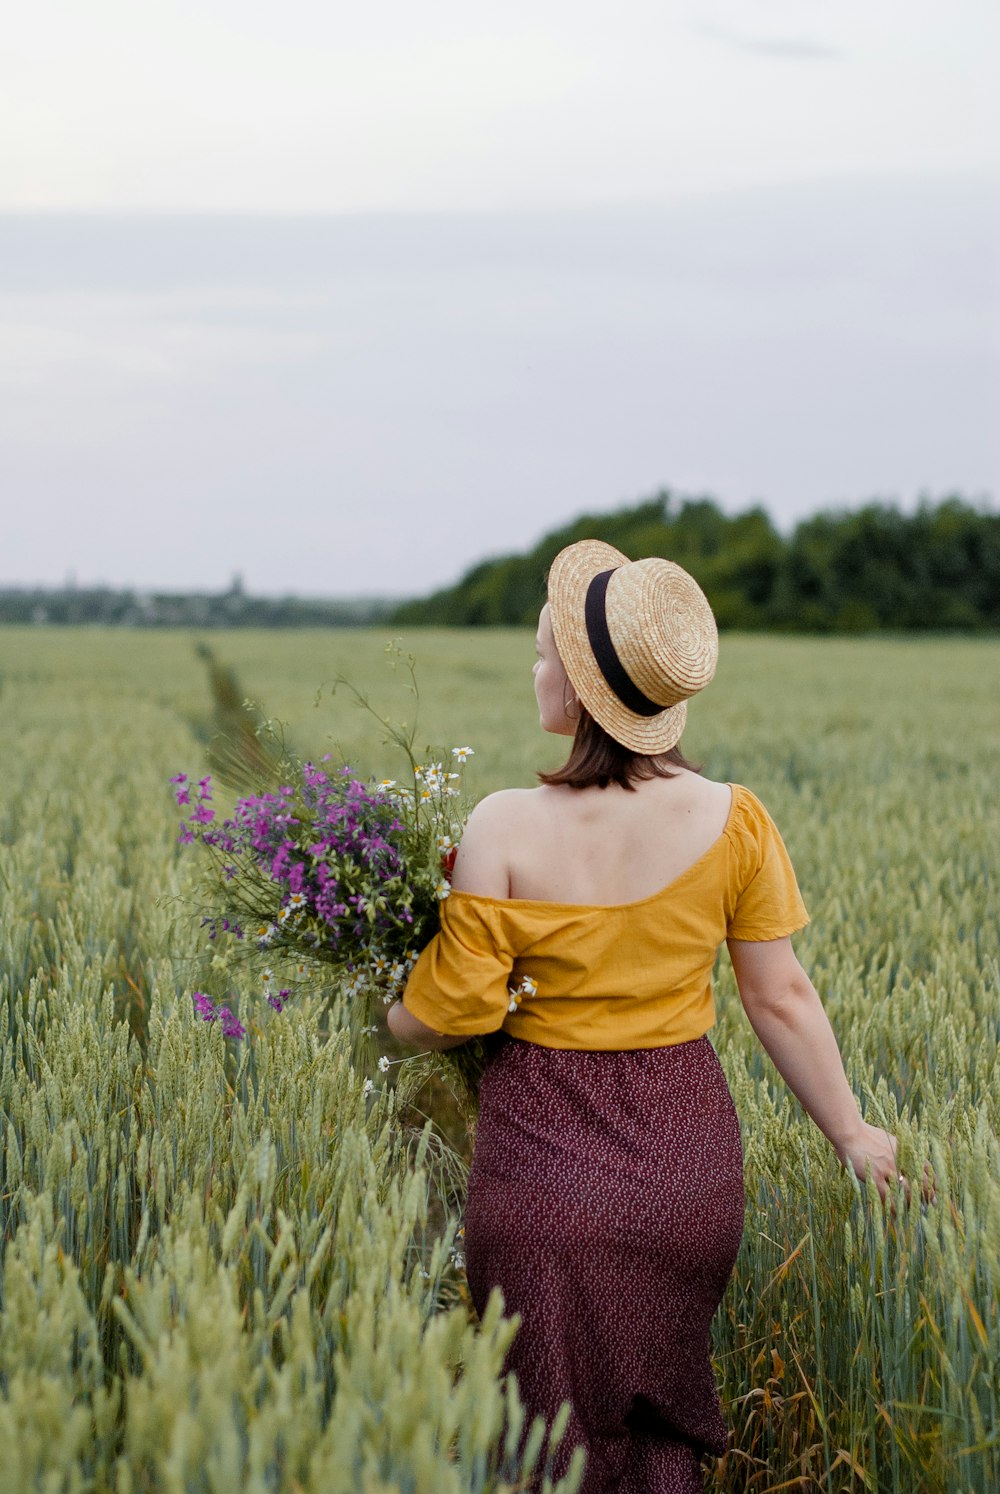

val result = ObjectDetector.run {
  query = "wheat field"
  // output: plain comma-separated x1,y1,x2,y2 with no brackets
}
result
0,625,997,1492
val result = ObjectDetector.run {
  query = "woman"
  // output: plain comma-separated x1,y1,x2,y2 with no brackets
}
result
387,540,902,1493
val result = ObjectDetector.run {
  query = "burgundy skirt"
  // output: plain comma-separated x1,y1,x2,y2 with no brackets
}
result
464,1034,744,1494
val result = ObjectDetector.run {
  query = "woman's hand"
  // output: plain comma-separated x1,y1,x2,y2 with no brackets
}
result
727,938,924,1208
835,1122,907,1203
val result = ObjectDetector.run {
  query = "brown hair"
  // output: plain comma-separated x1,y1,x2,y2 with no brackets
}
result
538,706,701,792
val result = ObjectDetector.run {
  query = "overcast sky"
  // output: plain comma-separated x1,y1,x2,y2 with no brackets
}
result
2,1,998,596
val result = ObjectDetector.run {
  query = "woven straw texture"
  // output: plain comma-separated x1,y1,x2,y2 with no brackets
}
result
547,539,718,753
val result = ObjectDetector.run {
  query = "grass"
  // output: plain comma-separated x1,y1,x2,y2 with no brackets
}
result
0,624,997,1491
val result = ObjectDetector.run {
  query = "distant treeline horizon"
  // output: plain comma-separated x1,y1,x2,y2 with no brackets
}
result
391,492,1000,632
3,492,997,632
0,580,395,629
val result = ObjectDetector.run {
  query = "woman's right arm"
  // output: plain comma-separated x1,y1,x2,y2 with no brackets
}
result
388,792,518,1048
447,790,521,898
727,935,905,1202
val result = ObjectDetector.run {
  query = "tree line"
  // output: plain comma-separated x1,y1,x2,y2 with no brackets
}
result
0,586,393,628
391,493,1000,631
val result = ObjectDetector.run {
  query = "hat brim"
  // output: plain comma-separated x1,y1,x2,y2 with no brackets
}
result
547,539,690,755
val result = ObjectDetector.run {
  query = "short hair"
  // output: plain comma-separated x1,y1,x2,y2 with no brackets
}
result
537,706,701,791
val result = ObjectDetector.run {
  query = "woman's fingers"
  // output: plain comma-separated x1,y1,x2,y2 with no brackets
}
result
841,1125,935,1207
879,1130,909,1206
844,1125,903,1204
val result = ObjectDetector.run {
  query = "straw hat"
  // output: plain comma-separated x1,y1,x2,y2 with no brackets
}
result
546,539,718,753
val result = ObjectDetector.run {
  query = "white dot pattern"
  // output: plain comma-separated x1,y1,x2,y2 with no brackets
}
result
465,1034,745,1494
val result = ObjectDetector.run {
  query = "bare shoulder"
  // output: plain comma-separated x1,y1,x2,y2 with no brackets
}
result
689,772,735,812
451,788,538,897
459,787,540,845
462,787,537,826
673,767,730,797
629,767,733,815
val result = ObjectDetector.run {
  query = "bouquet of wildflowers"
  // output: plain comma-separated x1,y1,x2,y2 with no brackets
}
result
172,667,487,1112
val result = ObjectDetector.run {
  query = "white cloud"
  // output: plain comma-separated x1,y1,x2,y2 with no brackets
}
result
694,23,844,60
1,1,996,210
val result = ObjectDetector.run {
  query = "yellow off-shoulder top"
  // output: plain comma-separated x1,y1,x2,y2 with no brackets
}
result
402,783,809,1050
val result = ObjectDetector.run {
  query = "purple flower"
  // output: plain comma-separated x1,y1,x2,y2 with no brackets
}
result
218,1006,246,1040
178,825,195,845
180,755,422,969
170,774,187,785
193,992,217,1022
197,776,213,800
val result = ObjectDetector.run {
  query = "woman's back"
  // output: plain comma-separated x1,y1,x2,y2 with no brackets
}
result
459,769,735,907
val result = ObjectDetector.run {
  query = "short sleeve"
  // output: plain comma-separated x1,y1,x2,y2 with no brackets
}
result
726,791,809,942
402,893,514,1035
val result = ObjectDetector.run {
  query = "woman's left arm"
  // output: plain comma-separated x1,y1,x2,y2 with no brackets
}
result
728,935,906,1201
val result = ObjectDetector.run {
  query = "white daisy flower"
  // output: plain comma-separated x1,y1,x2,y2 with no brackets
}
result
389,962,406,983
437,834,454,851
378,779,397,791
288,891,307,908
435,879,451,901
377,1055,391,1073
507,974,538,1011
362,1078,374,1098
451,746,475,763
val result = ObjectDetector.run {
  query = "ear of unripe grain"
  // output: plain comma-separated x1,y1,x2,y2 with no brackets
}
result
0,637,585,1491
1,627,997,1490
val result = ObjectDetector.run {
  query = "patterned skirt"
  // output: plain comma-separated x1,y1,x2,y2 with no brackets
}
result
464,1034,745,1494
